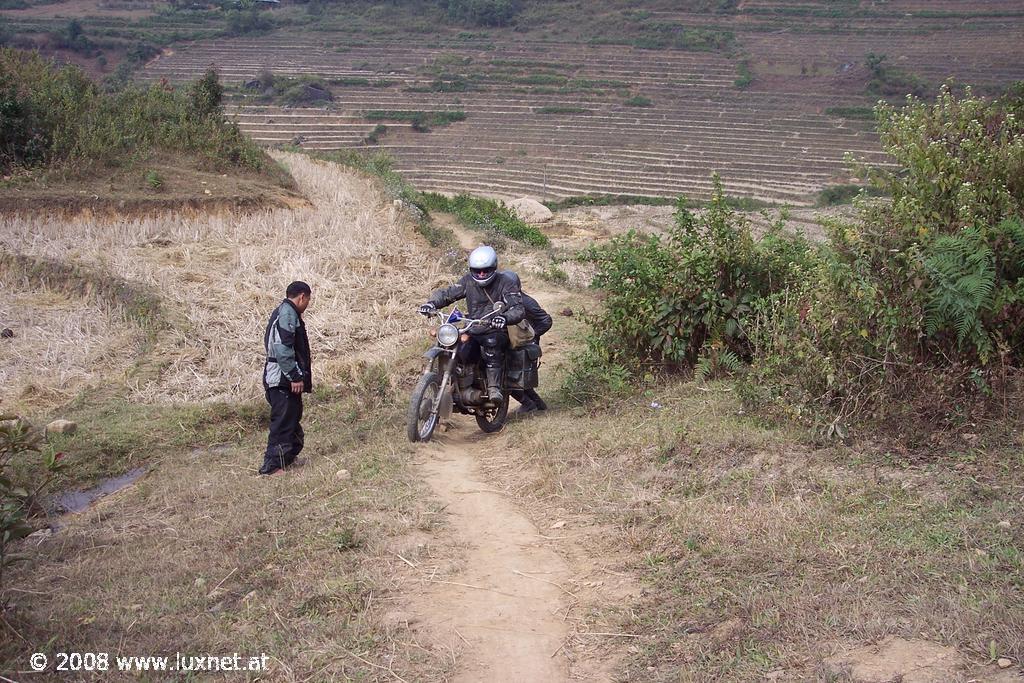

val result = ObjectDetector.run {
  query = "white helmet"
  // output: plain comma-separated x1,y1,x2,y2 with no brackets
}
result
468,246,498,287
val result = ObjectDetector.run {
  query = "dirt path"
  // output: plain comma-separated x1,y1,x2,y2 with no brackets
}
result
399,246,592,680
409,428,572,681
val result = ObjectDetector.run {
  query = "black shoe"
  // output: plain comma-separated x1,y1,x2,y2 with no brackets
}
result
487,387,504,403
517,403,539,417
534,397,548,411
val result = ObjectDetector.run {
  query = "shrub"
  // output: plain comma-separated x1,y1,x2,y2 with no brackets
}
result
224,8,274,36
365,110,466,131
865,52,930,98
816,184,885,206
0,48,268,175
579,178,815,375
734,60,753,89
536,105,590,114
188,67,223,118
421,192,550,247
1,417,66,595
444,0,520,27
748,86,1024,429
624,95,653,107
573,87,1024,431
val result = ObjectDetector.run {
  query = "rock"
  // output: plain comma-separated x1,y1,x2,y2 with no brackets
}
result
243,590,258,603
998,658,1013,669
335,468,352,481
997,520,1011,530
508,197,554,224
194,577,206,590
242,78,262,91
550,520,567,529
559,308,574,317
45,419,77,436
0,328,13,338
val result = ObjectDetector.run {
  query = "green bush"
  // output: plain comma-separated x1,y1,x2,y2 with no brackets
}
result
734,60,753,89
365,110,467,131
580,179,814,375
865,52,929,98
1,417,66,594
749,86,1024,429
536,105,590,114
0,49,268,175
421,192,550,247
574,87,1024,431
224,8,274,36
624,95,653,107
444,0,520,27
816,184,886,206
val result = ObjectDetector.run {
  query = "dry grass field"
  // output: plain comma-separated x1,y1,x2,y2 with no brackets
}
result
0,152,443,407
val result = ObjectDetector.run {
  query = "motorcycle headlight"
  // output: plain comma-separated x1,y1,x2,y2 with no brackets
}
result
437,323,459,347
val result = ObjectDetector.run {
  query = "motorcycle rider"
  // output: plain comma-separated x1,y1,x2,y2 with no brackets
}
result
420,246,525,403
509,292,552,415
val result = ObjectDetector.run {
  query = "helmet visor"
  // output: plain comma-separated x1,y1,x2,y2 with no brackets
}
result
471,266,497,281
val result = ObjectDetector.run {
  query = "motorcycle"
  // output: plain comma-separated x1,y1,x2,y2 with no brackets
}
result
406,304,541,443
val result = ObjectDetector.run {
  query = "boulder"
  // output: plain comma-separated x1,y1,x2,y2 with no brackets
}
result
300,84,332,102
46,419,77,436
508,197,553,224
1,328,13,338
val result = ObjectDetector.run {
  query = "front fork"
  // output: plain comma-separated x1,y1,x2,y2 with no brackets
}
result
431,352,458,415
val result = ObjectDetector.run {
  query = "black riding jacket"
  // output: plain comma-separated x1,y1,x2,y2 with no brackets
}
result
428,271,526,326
522,293,552,338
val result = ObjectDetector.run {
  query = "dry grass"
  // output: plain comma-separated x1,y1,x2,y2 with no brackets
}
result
489,370,1024,680
0,151,446,405
1,390,458,680
0,284,145,408
0,152,470,678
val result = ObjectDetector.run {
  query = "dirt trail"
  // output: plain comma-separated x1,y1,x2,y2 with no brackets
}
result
401,247,587,680
411,429,572,681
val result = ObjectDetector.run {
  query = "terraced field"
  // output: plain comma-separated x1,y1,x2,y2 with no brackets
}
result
134,2,1024,204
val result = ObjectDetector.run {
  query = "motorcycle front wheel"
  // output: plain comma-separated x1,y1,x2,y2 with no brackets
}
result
475,394,509,434
407,371,441,442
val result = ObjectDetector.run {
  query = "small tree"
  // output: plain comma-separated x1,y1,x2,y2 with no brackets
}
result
188,67,223,119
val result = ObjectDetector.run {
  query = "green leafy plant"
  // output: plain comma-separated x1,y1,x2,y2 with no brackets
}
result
624,95,653,107
144,169,163,190
1,417,66,595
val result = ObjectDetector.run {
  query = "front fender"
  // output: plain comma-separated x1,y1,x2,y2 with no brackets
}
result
423,347,449,360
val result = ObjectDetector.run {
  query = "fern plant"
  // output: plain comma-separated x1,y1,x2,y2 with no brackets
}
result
923,229,996,358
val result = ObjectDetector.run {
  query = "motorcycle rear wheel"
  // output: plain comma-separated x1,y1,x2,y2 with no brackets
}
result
407,371,441,442
475,394,509,433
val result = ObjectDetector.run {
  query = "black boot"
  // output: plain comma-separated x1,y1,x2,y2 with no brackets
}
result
484,366,504,403
526,389,547,411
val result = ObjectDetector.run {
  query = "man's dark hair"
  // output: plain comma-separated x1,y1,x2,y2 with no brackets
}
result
286,281,311,298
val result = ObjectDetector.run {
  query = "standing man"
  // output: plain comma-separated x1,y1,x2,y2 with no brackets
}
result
510,292,552,415
259,281,312,476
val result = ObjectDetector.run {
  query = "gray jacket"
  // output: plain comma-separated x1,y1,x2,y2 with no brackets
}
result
263,299,312,392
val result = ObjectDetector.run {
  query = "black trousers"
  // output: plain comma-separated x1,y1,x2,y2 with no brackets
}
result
261,388,304,474
458,330,509,368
